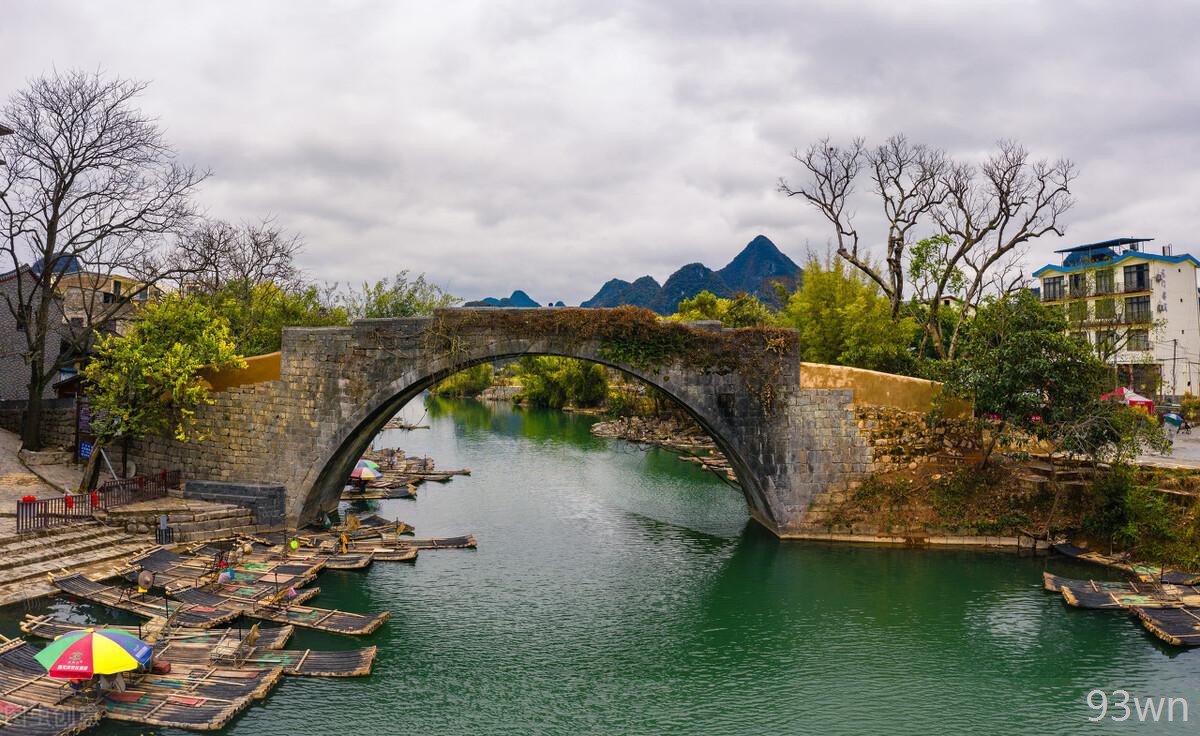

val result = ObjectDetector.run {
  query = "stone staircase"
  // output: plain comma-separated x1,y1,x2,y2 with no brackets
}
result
0,522,152,607
99,499,258,543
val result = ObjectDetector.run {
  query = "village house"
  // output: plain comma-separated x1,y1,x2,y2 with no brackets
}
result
1034,237,1200,401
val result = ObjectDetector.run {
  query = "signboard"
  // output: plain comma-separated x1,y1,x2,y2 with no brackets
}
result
79,441,93,459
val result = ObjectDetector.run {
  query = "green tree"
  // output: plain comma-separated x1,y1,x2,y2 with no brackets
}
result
515,357,608,409
777,254,918,373
670,291,774,327
945,290,1167,465
207,280,349,355
82,294,245,444
431,363,495,397
343,271,459,319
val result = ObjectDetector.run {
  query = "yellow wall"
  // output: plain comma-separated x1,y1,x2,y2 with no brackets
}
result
799,363,972,418
200,352,282,391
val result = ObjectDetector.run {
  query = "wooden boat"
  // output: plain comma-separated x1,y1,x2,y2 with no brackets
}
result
1132,606,1200,647
171,588,390,636
392,535,477,550
324,552,375,570
52,574,240,629
342,484,417,500
1053,543,1200,585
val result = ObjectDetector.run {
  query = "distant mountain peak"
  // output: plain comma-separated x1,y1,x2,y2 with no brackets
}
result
580,235,801,314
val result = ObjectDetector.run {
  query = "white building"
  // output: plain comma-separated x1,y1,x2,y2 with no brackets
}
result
1034,237,1200,401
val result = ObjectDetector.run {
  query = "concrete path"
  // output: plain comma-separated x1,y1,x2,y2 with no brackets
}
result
0,429,59,535
1138,432,1200,470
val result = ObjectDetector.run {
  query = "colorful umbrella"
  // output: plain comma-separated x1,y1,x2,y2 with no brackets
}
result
350,465,382,481
34,628,152,678
356,459,380,471
1164,412,1184,427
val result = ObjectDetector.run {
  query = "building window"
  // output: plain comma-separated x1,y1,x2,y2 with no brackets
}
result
1068,300,1088,322
1095,268,1114,295
1124,263,1149,292
1069,273,1088,298
1095,298,1116,319
112,280,122,297
1125,295,1151,323
1127,329,1151,351
1042,276,1064,300
1096,330,1117,355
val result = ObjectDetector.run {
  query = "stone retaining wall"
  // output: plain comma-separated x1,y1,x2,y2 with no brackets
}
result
0,400,76,450
182,480,287,530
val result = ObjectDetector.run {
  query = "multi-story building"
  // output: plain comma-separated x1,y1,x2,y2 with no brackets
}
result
1034,237,1200,400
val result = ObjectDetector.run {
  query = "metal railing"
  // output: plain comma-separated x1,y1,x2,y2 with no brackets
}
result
97,469,181,509
15,469,181,534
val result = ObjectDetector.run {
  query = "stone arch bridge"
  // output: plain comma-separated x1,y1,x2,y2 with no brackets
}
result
130,308,972,535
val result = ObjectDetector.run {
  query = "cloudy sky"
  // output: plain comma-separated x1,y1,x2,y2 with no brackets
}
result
2,1,1197,303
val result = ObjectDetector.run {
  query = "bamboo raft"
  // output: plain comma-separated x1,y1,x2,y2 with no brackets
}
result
1132,606,1200,647
0,639,102,736
171,588,390,635
392,535,477,550
323,552,375,569
342,484,417,500
127,547,325,594
52,575,240,629
0,637,281,732
1060,582,1200,610
19,614,294,651
155,637,378,677
1053,543,1200,585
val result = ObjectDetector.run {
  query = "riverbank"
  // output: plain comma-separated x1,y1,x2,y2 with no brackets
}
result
590,414,736,482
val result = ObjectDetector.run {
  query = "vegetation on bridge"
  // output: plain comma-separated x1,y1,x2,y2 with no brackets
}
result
425,305,798,411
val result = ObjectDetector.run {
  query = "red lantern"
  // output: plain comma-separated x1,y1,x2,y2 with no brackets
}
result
90,492,100,506
20,495,36,503
65,496,74,509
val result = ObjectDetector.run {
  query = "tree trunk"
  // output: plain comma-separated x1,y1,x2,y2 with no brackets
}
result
21,373,44,451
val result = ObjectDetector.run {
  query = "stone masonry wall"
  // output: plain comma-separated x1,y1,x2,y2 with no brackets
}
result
0,400,76,450
854,406,981,473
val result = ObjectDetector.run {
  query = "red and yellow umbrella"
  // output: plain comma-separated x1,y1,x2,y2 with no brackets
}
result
34,628,153,678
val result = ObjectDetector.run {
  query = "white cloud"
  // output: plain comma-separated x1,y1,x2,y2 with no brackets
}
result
2,0,1197,302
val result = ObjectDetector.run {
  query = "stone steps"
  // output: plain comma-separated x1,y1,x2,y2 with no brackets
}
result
0,523,151,607
0,528,135,574
176,523,259,543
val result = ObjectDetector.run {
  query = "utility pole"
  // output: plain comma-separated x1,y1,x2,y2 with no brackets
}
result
1173,339,1179,401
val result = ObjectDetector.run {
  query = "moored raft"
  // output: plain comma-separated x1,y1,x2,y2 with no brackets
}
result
323,552,375,569
1052,543,1200,585
393,535,477,550
172,588,389,635
153,636,377,678
1132,606,1200,647
18,614,293,650
1058,578,1200,610
51,574,239,629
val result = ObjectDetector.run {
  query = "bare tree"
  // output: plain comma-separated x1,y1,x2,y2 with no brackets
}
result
0,70,205,449
169,217,304,294
930,141,1076,358
780,135,1076,359
779,135,947,316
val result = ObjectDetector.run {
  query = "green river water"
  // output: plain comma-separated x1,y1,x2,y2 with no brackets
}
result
3,396,1200,735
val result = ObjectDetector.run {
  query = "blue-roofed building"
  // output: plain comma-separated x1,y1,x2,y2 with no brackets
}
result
1034,238,1200,400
